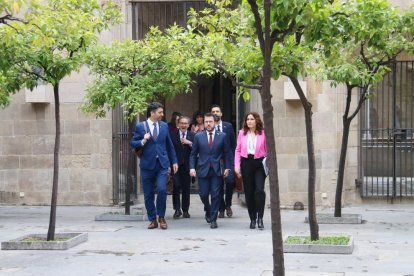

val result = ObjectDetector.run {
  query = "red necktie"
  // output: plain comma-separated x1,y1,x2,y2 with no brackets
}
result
209,132,213,148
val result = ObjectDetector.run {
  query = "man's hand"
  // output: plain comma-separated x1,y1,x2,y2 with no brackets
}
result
224,169,230,178
181,138,192,146
190,169,196,177
172,164,178,174
143,132,150,142
235,168,241,178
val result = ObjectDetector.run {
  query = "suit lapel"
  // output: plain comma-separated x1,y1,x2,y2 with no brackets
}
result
212,131,220,151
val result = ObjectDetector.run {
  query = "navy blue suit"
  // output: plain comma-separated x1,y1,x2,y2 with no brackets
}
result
219,121,236,212
131,120,177,221
190,130,231,222
171,129,195,213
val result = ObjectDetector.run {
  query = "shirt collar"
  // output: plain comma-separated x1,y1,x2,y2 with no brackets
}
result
147,118,158,125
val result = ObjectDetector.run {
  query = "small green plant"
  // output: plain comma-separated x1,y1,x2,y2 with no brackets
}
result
285,236,350,245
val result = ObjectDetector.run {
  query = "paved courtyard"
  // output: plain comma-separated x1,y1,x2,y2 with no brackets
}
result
1,199,414,276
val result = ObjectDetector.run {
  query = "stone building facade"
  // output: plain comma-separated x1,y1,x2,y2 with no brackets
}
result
0,0,413,206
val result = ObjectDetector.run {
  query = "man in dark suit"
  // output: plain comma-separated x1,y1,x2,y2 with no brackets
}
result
131,102,178,230
190,113,231,229
170,116,195,219
211,104,236,218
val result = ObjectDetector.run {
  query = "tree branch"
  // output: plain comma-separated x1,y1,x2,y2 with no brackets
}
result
16,63,48,83
246,0,265,55
69,37,85,58
211,59,262,90
360,42,373,71
270,17,299,43
330,12,348,18
349,84,369,121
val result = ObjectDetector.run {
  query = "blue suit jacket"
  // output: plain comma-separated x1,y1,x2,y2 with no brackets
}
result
221,121,236,152
221,121,236,183
189,130,231,178
171,129,195,171
130,120,177,170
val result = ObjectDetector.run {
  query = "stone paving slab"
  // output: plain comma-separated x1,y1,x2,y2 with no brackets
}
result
1,201,414,275
304,213,362,224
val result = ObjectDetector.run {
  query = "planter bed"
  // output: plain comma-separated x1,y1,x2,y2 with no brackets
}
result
283,235,354,254
1,233,88,250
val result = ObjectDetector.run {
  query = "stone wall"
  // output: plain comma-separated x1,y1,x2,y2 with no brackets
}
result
0,0,133,205
249,77,360,207
0,83,113,205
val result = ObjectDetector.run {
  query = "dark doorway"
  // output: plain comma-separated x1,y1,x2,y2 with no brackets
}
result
114,1,239,196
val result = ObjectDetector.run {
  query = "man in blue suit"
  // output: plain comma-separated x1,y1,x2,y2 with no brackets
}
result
131,102,178,230
170,116,195,219
190,113,231,229
211,104,236,218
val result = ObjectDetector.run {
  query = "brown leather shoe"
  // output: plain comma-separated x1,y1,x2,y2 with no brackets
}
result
158,217,168,230
148,220,158,229
218,211,225,218
226,207,233,218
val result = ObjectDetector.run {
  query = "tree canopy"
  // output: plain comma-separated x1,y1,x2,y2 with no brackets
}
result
0,0,120,106
83,26,214,117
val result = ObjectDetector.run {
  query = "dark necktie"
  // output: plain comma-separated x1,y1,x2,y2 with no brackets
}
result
182,132,185,139
217,125,221,132
209,132,213,148
153,123,158,140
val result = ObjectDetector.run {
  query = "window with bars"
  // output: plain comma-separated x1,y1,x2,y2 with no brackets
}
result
132,1,208,40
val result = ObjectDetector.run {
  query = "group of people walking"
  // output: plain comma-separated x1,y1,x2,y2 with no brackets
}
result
131,102,268,230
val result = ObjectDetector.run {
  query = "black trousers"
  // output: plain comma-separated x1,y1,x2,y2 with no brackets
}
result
219,172,234,211
241,155,266,220
172,164,191,212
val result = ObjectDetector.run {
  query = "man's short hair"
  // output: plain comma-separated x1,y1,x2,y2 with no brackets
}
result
146,102,164,118
178,115,190,123
211,104,222,112
204,112,215,120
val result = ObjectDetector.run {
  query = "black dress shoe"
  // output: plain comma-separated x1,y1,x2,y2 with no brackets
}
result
218,211,225,218
183,211,190,218
173,210,182,219
250,220,256,229
226,207,233,217
205,213,211,223
257,218,264,229
210,221,218,229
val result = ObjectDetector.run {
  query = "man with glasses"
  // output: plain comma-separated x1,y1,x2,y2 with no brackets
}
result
190,113,231,229
170,116,195,219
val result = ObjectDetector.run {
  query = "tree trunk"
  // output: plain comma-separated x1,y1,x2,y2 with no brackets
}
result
125,117,135,215
334,118,351,217
262,74,285,275
334,85,354,217
47,83,60,241
261,0,285,275
290,77,319,240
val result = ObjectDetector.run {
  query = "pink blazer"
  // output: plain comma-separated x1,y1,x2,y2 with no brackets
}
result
235,129,267,170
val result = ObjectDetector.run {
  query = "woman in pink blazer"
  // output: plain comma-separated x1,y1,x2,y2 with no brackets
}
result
235,112,267,229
